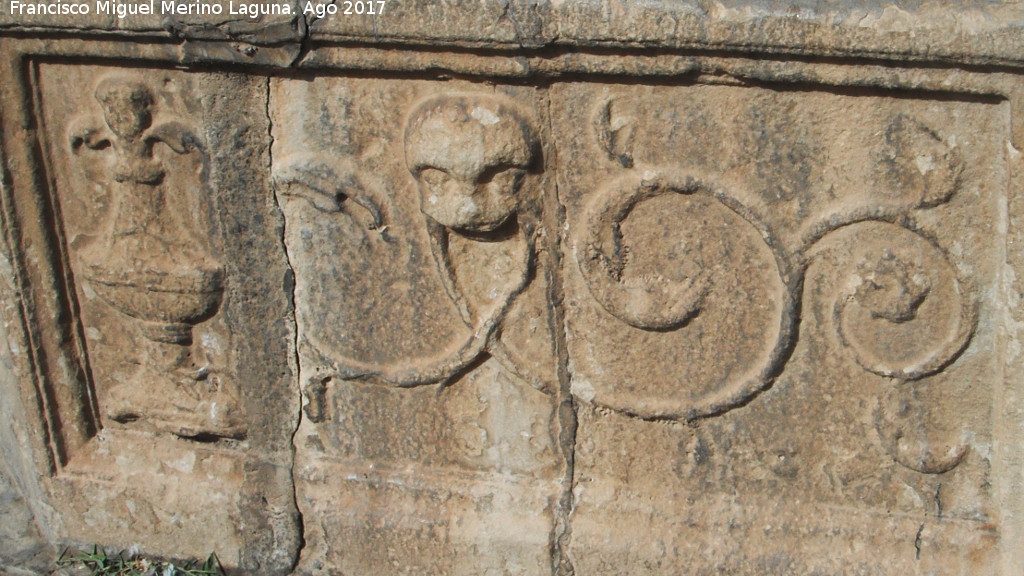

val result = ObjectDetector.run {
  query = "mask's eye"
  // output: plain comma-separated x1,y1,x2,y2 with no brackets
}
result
480,167,526,192
419,167,449,189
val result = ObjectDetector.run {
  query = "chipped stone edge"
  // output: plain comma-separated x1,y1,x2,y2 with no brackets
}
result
0,1,1023,68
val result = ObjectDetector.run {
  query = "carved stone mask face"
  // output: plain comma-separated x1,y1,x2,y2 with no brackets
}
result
95,79,153,140
405,94,535,233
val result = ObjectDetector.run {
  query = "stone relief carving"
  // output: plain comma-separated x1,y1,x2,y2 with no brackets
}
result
274,91,543,390
16,63,297,570
274,84,979,489
67,75,243,439
798,114,973,474
878,113,963,209
405,94,536,235
593,97,635,169
0,50,1011,574
873,385,971,475
819,228,974,382
552,80,1004,573
805,220,974,474
0,7,1015,567
274,87,562,575
406,93,549,390
575,168,795,420
578,172,712,332
574,99,974,474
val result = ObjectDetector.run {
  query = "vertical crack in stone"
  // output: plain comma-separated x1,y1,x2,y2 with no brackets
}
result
294,0,315,68
264,74,307,572
914,523,925,560
497,0,522,48
543,87,578,576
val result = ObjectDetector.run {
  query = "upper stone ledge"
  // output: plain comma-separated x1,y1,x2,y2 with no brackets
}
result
0,0,304,44
1,0,1023,68
553,0,1024,67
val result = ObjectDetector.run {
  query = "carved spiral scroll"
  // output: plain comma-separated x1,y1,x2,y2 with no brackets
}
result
812,221,976,381
575,169,797,420
577,171,712,331
806,219,976,474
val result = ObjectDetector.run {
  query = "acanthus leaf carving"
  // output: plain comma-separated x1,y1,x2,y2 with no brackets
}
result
592,97,635,169
880,113,964,209
874,385,970,475
273,153,386,231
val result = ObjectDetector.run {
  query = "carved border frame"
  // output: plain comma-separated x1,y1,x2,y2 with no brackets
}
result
0,41,303,573
0,35,1021,573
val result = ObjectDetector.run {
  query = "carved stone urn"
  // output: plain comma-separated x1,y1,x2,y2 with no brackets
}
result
70,76,243,439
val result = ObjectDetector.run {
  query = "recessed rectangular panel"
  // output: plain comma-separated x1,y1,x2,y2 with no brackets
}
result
3,44,1019,576
31,63,298,570
270,75,565,574
553,81,1005,574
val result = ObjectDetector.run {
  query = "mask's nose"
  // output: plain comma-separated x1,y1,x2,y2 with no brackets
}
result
443,177,478,199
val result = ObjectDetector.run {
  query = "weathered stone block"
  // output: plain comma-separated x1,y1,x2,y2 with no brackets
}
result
0,57,300,572
1,3,1023,575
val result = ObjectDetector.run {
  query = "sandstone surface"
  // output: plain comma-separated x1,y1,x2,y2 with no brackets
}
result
1,2,1023,575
